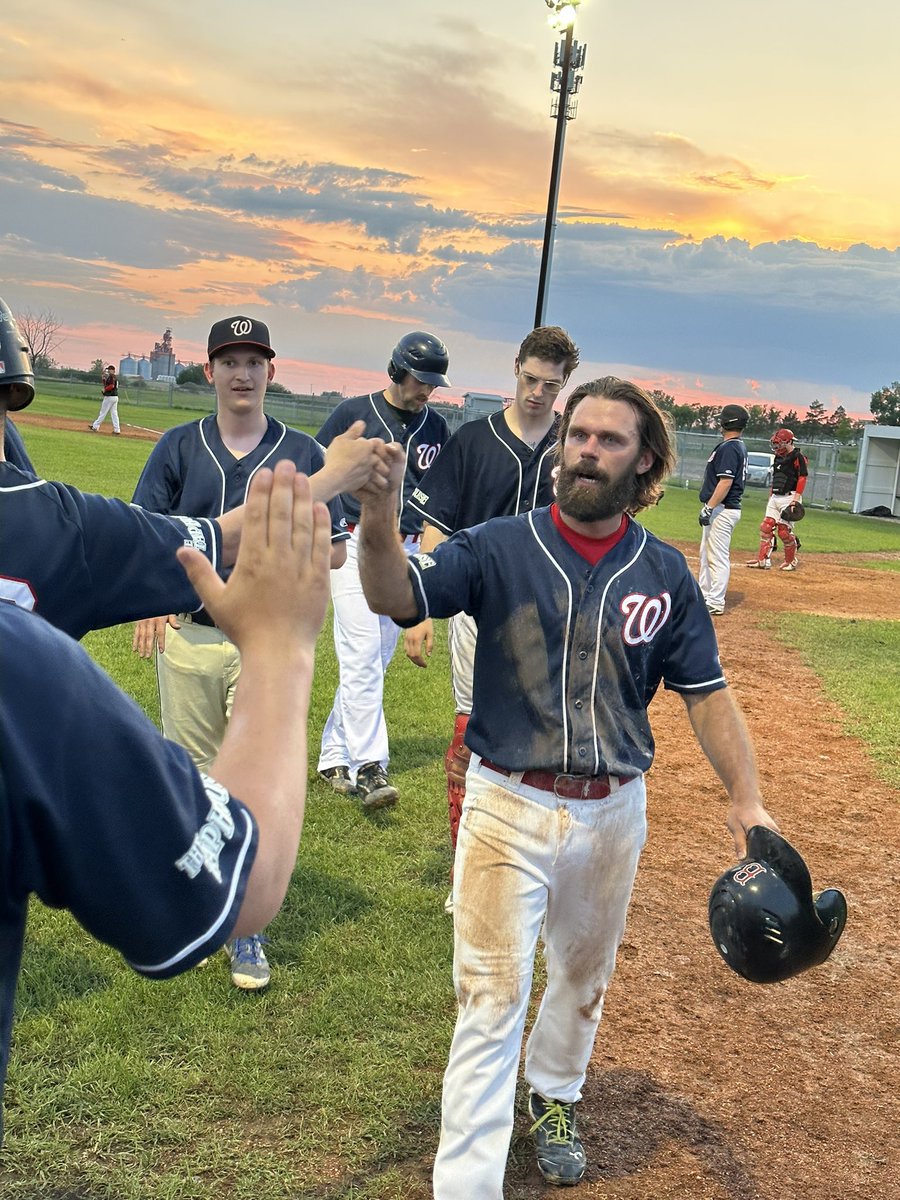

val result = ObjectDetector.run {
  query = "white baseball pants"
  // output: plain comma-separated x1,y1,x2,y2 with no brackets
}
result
447,610,477,715
318,529,420,781
91,397,120,432
432,757,647,1199
698,505,741,610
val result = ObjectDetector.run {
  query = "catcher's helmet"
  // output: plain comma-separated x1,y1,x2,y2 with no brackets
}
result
720,403,749,431
388,331,451,388
708,826,847,984
0,299,35,411
781,500,805,522
771,428,796,455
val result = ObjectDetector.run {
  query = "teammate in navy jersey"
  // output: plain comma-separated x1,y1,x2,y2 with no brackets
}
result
0,300,241,632
697,404,749,615
354,376,779,1197
132,315,349,991
403,326,580,906
0,459,333,1146
315,330,451,810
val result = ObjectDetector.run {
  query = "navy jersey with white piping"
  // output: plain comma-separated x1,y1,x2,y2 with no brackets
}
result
133,413,346,542
699,438,747,508
0,602,258,1135
0,460,221,640
401,507,726,777
316,393,449,534
407,409,559,534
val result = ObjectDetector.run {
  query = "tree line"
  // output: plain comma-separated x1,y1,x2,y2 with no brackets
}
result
13,309,900,435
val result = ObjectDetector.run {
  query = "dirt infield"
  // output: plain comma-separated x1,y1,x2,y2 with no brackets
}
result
507,549,899,1200
14,410,163,440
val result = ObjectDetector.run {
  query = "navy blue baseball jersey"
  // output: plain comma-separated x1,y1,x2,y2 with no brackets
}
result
3,419,34,473
0,460,221,640
316,393,449,535
699,438,747,508
0,602,258,1138
406,409,560,534
401,507,726,777
133,414,346,544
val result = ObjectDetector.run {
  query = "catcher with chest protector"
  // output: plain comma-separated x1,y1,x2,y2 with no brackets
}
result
747,428,808,572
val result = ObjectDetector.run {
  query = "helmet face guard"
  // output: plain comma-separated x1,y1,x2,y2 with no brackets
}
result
708,826,847,984
771,428,795,457
0,301,35,411
388,330,451,388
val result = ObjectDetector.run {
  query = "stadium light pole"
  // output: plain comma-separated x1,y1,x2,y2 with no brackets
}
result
534,0,588,329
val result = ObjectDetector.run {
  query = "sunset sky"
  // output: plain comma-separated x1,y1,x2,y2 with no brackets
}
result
3,0,899,416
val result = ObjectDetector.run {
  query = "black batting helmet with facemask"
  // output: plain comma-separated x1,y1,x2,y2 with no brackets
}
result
0,299,35,411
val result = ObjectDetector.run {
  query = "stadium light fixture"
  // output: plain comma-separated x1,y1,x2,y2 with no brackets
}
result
535,0,588,327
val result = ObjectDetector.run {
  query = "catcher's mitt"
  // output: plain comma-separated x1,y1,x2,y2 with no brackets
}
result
781,500,805,522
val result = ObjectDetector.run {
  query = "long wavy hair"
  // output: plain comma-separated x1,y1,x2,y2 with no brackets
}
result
556,376,675,513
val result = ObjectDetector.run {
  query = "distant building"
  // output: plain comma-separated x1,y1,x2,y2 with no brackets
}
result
463,392,508,421
119,354,137,375
150,328,176,379
137,357,152,381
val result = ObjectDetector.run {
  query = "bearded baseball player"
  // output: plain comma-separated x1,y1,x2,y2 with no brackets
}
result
0,461,334,1145
354,376,779,1197
746,427,809,571
404,326,580,906
697,404,749,615
315,331,451,809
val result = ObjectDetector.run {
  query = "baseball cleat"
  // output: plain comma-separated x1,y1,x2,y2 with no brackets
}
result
780,561,798,571
528,1092,586,1186
225,935,270,990
318,765,358,795
706,604,725,616
746,560,770,569
355,762,399,810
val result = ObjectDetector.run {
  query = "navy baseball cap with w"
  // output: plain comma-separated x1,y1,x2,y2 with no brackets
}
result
207,316,275,359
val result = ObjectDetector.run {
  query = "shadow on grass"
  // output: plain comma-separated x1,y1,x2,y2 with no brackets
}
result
15,945,110,1018
274,865,372,952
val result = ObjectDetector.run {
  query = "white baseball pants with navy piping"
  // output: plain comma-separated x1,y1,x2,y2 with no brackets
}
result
432,756,647,1199
317,529,420,782
698,504,741,610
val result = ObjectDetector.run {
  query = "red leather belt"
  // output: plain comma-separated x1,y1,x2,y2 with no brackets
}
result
345,522,420,543
480,758,634,800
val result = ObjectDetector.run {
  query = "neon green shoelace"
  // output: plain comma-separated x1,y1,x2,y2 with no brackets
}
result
530,1102,572,1144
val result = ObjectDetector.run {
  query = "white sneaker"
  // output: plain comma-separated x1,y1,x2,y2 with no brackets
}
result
780,561,798,572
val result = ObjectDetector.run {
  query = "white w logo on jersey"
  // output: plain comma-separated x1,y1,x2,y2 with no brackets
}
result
620,592,672,646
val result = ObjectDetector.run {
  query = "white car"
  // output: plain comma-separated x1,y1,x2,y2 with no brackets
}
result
746,451,774,488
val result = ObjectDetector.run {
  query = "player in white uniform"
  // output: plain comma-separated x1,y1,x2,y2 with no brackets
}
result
353,376,779,1197
404,326,580,906
315,331,451,810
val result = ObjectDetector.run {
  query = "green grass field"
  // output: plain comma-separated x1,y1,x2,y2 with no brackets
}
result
3,409,899,1197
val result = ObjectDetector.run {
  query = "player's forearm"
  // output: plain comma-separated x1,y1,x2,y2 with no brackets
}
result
683,689,766,812
358,493,419,621
209,645,315,935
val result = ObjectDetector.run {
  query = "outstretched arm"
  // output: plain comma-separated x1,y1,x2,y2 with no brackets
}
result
355,445,419,624
177,461,332,935
681,688,779,858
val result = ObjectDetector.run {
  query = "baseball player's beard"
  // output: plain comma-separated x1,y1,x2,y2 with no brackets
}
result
556,459,642,522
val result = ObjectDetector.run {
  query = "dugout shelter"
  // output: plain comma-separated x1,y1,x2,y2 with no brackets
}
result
853,425,900,516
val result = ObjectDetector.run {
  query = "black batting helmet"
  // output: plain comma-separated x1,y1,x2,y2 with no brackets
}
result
720,404,749,431
0,299,35,411
708,826,847,984
388,331,451,388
